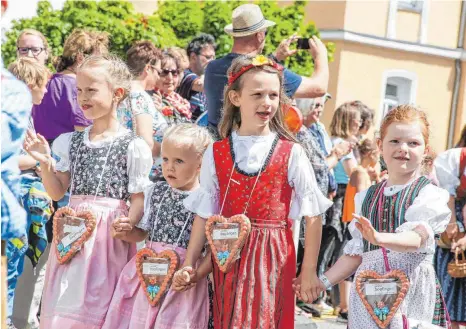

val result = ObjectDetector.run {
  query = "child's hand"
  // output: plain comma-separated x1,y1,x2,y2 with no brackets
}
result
292,272,324,303
112,217,133,239
354,214,382,246
24,130,52,164
172,266,197,292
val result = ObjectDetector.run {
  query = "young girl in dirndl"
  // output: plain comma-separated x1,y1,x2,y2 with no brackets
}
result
174,55,332,329
25,55,153,329
102,123,213,329
314,105,452,328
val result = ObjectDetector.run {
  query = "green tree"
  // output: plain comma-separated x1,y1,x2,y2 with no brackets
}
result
155,0,335,76
2,0,334,76
1,0,177,68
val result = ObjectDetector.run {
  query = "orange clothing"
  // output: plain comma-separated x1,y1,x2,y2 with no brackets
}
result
342,183,357,223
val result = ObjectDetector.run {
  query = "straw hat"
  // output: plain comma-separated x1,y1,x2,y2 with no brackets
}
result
224,4,276,37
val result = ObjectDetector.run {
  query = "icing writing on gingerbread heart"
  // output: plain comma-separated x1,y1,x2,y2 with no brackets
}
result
135,248,179,307
205,214,251,273
355,269,410,328
53,206,96,264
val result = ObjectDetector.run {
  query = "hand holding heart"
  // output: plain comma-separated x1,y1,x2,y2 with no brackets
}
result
354,214,382,246
172,266,198,292
292,272,324,303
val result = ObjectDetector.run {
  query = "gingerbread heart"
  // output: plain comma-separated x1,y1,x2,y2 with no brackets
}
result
53,206,96,264
205,214,251,273
355,269,410,328
135,248,179,307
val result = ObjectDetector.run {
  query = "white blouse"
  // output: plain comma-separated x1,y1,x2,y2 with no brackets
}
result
52,126,153,194
343,181,451,255
434,147,462,197
183,131,333,220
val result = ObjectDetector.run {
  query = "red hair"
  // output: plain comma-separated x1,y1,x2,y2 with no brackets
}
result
380,105,430,145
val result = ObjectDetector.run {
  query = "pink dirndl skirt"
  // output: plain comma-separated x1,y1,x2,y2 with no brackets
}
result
102,241,210,329
40,195,137,329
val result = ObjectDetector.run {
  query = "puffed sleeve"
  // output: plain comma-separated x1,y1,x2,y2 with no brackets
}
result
343,190,367,256
434,148,461,196
136,183,157,232
127,137,153,194
288,144,333,220
395,184,451,253
51,132,73,172
183,144,220,218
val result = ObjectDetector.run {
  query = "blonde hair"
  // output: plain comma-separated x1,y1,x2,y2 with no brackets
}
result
8,57,49,88
78,54,132,104
16,29,50,62
218,55,296,141
330,102,361,138
379,105,430,145
55,29,109,72
162,123,213,156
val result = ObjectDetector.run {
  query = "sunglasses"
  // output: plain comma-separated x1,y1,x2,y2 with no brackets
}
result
160,69,179,77
17,47,45,56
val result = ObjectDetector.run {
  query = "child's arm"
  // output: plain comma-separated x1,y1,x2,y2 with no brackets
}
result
24,130,70,200
112,193,148,242
295,215,323,303
324,255,362,286
355,214,426,252
350,168,371,193
181,216,208,267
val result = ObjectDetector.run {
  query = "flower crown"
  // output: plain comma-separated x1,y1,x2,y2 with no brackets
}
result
227,55,283,86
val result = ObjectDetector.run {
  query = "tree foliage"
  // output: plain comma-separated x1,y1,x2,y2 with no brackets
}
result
2,0,334,76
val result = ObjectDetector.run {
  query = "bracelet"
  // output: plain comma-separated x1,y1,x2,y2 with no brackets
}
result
319,274,332,290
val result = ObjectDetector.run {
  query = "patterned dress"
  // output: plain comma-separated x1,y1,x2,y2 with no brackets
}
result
184,131,332,329
102,180,212,329
40,127,153,329
344,177,451,328
434,147,466,324
150,89,192,126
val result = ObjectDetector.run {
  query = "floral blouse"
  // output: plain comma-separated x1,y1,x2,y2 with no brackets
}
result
297,127,330,196
117,91,167,144
150,89,192,126
137,180,196,249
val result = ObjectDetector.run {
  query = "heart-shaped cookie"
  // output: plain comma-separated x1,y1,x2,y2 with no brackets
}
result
355,269,410,328
135,248,179,307
205,214,251,273
53,206,96,264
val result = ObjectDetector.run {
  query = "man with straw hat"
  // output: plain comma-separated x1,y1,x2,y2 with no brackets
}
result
204,3,329,137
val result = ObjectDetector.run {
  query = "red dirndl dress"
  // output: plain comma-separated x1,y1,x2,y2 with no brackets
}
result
212,136,296,329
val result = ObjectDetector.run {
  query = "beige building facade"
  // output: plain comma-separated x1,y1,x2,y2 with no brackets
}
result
131,0,465,151
306,0,466,152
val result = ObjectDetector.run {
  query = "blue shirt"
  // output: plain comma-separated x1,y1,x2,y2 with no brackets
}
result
1,68,32,239
205,53,302,127
332,137,356,185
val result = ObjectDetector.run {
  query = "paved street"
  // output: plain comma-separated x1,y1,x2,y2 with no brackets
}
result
312,314,347,329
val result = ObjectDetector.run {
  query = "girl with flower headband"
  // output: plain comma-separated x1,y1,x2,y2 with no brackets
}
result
173,54,332,329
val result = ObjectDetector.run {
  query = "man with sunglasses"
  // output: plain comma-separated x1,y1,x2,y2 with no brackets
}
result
204,3,329,138
177,33,216,121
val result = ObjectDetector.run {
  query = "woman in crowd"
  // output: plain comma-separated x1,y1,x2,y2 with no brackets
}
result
117,41,168,178
16,29,50,66
327,102,361,322
150,50,192,126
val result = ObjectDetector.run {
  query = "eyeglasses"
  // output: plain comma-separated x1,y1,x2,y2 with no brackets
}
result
160,69,179,77
17,47,45,56
199,53,216,61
